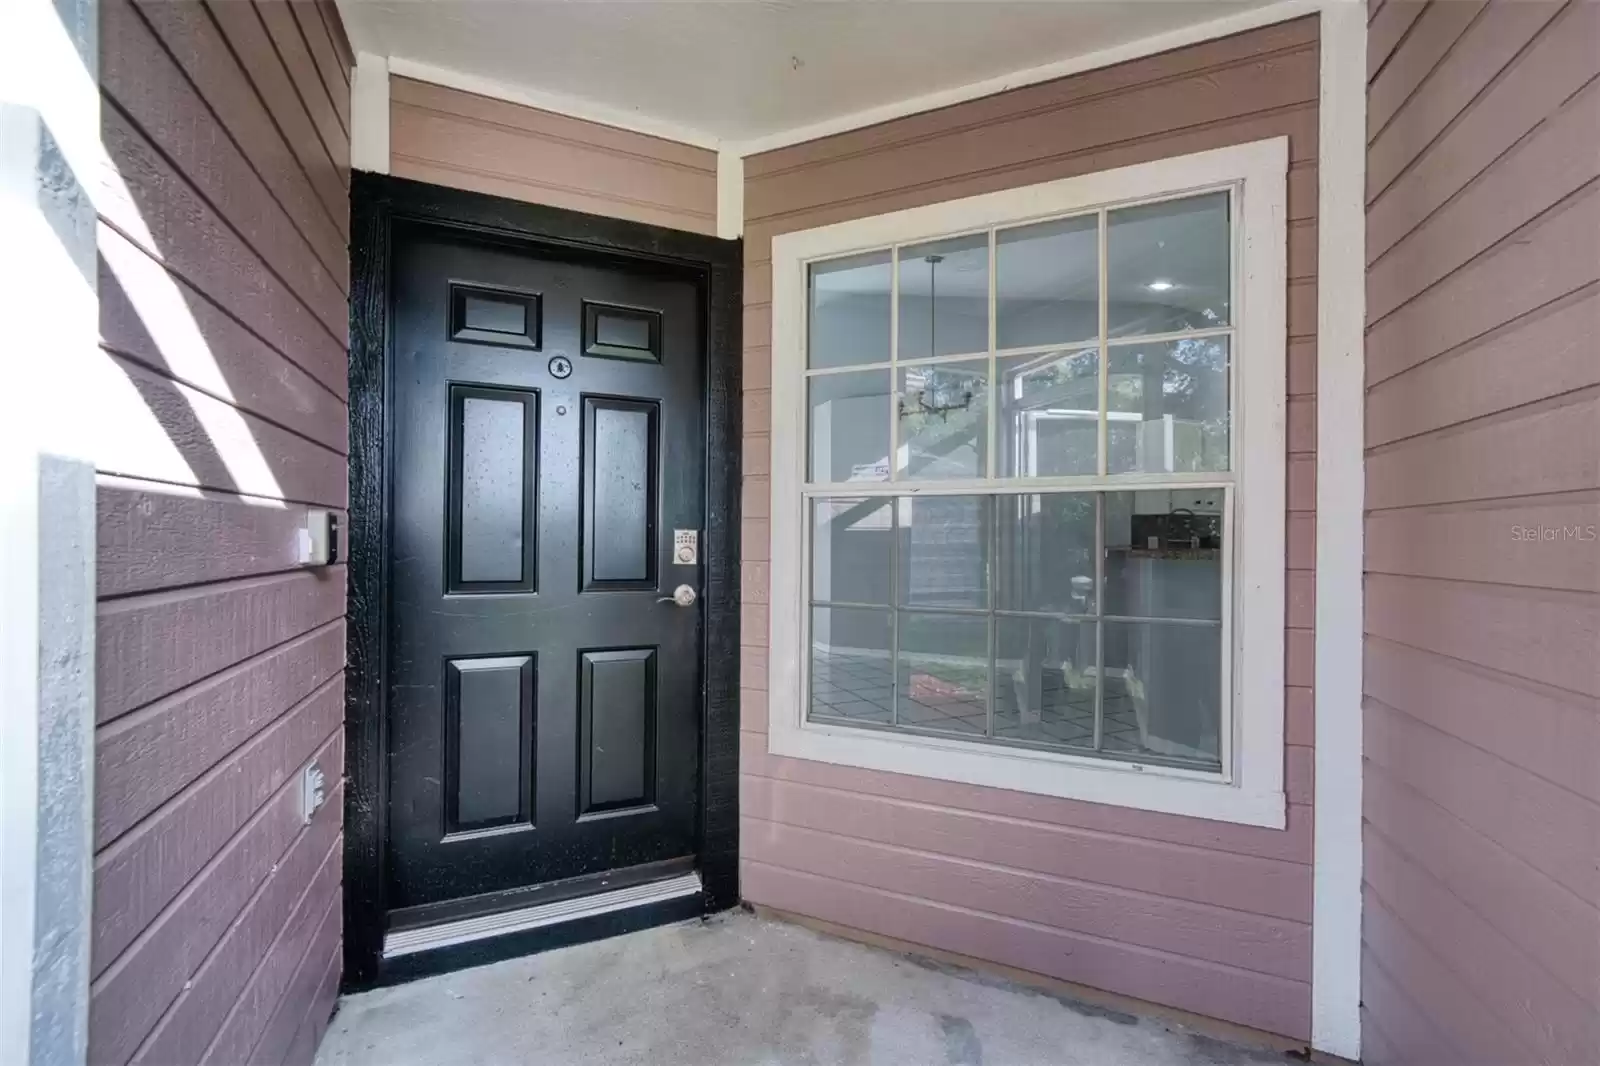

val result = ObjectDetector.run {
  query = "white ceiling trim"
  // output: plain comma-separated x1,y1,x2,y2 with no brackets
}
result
371,0,1324,159
730,0,1324,156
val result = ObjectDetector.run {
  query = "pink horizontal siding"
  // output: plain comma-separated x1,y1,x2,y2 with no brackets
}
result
388,76,719,235
1361,3,1600,1063
738,19,1319,1040
90,2,350,1063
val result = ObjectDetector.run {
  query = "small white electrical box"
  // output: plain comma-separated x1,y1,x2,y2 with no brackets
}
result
301,762,326,825
296,509,339,566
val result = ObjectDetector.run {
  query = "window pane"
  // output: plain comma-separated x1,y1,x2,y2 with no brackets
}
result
897,360,988,480
1102,620,1222,767
900,495,987,609
994,616,1097,749
1107,192,1230,337
809,370,890,483
994,493,1097,615
897,612,988,736
899,235,989,359
997,348,1099,477
812,497,892,605
996,216,1099,350
809,606,893,726
809,252,891,369
1103,491,1224,621
1106,337,1230,474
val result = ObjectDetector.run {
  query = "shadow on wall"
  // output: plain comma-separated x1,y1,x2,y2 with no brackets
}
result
59,0,352,513
53,2,354,1065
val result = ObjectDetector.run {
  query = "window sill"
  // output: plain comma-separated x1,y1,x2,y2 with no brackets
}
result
767,715,1286,829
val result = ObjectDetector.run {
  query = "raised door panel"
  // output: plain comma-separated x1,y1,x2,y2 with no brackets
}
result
581,397,659,590
578,648,657,815
448,385,538,593
445,655,535,833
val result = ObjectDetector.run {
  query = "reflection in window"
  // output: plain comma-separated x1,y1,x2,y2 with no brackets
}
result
809,371,890,483
799,186,1236,772
899,234,989,359
996,215,1099,349
994,616,1097,749
1102,621,1221,763
805,490,1225,772
900,495,988,609
808,252,891,370
809,605,893,727
998,348,1099,477
897,360,988,480
1107,193,1230,337
898,612,989,737
1107,337,1230,473
812,497,893,605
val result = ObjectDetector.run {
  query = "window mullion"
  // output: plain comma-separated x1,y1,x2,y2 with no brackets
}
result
987,227,997,481
890,492,901,728
1093,492,1106,752
1096,207,1109,479
985,496,996,738
888,245,900,483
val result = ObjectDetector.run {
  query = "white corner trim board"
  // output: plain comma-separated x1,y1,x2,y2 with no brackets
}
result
350,52,391,175
717,151,744,240
765,139,1290,830
1311,1,1366,1061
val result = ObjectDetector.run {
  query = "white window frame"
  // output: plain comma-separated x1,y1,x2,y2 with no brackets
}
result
767,138,1288,828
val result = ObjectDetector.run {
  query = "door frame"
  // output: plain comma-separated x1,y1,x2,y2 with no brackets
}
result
343,172,742,990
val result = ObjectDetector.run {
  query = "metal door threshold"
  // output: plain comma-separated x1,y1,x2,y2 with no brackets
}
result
383,872,702,959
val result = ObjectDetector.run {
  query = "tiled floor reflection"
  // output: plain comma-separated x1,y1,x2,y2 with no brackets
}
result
897,657,987,735
811,646,1152,752
810,649,895,725
811,649,986,735
990,667,1138,750
813,648,1153,756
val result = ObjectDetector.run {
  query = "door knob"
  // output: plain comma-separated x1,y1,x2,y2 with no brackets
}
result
659,584,697,607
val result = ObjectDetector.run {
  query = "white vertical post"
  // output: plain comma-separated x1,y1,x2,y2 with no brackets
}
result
1312,0,1367,1059
1,1,99,1063
350,52,391,174
716,150,743,240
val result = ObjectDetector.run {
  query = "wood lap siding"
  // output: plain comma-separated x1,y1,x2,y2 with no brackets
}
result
1361,3,1600,1064
388,77,719,235
91,3,351,1065
739,20,1319,1040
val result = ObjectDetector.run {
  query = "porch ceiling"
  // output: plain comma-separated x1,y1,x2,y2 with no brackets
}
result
336,0,1283,150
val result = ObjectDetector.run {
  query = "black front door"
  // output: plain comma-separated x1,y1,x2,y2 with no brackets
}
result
384,223,705,926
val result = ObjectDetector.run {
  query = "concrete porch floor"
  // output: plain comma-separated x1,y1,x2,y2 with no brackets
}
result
316,911,1301,1066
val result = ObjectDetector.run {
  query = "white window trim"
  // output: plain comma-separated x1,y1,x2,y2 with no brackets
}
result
767,138,1288,828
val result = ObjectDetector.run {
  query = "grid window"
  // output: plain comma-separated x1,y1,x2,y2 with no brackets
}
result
802,190,1237,772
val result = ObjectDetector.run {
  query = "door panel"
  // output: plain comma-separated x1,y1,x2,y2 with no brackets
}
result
577,647,657,815
386,225,705,915
583,397,659,590
448,385,537,592
444,654,535,833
